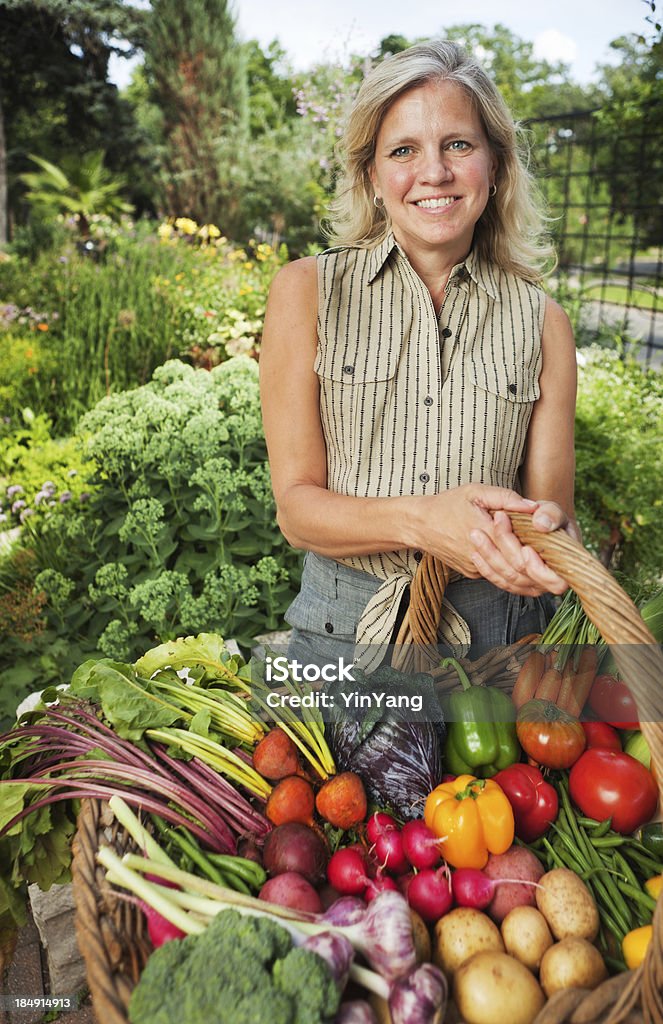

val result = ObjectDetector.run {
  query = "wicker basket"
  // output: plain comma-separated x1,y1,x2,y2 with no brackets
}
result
71,513,663,1024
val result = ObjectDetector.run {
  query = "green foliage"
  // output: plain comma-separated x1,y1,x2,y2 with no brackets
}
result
574,347,663,588
20,152,134,233
0,358,300,721
128,909,339,1024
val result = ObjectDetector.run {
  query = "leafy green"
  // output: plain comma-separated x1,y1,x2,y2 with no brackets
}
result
69,660,182,741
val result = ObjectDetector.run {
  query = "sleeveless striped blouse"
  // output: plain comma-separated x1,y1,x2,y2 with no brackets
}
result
315,232,546,670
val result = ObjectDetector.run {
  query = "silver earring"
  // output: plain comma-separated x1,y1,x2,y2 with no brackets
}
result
373,195,384,208
489,184,497,197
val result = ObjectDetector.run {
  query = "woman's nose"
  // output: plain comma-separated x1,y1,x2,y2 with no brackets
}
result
419,149,453,183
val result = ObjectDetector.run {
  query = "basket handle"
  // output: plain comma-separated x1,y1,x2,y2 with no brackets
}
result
405,512,663,801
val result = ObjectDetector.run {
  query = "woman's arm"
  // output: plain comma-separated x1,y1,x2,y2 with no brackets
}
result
260,260,553,585
468,295,579,595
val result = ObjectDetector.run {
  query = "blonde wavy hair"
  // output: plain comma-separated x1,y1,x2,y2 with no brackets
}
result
325,40,555,282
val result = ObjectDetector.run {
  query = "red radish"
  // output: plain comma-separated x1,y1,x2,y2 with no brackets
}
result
141,903,186,947
373,828,409,875
364,874,399,902
406,866,453,922
327,847,371,896
452,867,544,911
401,820,442,869
366,811,399,844
397,871,415,897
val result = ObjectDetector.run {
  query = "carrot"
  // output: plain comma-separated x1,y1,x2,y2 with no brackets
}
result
534,666,562,703
558,647,598,718
265,775,315,826
315,771,367,830
512,650,546,709
253,728,301,781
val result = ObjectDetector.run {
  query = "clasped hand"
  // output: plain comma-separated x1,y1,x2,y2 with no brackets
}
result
427,484,579,597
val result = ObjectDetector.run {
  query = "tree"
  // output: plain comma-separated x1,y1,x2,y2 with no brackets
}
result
144,0,249,231
0,0,148,244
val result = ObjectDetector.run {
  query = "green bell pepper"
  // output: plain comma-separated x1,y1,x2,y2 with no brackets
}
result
442,657,520,778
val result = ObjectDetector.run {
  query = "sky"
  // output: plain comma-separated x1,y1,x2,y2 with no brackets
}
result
109,0,650,88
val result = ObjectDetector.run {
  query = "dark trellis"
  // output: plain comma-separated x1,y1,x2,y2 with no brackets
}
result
526,105,663,364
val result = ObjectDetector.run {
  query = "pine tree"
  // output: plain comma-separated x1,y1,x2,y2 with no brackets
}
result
146,0,249,232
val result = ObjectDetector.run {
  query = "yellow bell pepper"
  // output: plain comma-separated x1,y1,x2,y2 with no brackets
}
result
644,874,662,900
424,774,515,869
622,925,653,969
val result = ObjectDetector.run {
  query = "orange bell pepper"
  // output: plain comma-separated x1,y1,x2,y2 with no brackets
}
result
424,774,515,869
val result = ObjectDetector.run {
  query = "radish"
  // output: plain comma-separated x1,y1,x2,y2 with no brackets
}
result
451,867,543,911
364,874,400,902
327,847,372,896
406,866,453,922
366,811,399,844
141,902,186,947
400,820,442,870
373,828,409,876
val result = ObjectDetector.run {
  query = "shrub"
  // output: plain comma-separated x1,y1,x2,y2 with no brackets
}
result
574,346,663,589
0,357,300,721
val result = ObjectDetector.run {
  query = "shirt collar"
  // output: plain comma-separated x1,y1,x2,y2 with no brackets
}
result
366,231,500,302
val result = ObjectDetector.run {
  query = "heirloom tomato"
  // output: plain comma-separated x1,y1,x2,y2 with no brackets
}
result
569,749,659,834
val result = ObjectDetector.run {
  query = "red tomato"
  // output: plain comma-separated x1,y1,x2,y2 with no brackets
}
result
569,749,659,834
588,675,639,730
581,721,621,752
516,699,586,769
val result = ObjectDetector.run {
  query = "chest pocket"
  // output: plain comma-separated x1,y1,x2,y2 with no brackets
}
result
465,365,541,487
315,341,399,459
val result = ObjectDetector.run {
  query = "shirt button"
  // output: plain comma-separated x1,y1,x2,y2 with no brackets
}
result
441,327,453,339
325,622,334,633
413,550,423,563
508,383,517,395
423,395,434,407
343,365,354,375
419,472,430,484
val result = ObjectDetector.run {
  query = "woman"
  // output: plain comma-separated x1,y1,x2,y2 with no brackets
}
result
259,40,579,673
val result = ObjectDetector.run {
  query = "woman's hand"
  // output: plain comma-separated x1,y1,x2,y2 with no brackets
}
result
468,501,579,597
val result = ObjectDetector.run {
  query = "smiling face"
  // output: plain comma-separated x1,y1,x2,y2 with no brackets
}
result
369,78,498,267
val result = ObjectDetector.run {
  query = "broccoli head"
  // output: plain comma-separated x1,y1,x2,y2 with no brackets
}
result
128,909,340,1024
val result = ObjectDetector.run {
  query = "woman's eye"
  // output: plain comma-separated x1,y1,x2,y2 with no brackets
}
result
449,140,470,151
391,146,413,157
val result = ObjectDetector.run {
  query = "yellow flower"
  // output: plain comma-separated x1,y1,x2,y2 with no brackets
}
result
175,273,185,281
198,223,221,239
157,222,174,240
243,261,253,270
175,217,198,235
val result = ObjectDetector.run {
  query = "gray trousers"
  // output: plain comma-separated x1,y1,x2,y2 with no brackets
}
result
285,550,555,668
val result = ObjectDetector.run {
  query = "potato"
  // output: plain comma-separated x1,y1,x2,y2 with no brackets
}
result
501,906,554,971
434,907,504,978
410,909,432,963
484,847,545,923
539,937,608,997
454,950,545,1024
535,868,599,941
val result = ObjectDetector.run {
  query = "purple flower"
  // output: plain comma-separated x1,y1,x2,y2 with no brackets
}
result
34,490,49,505
67,468,78,477
59,491,72,503
42,480,56,493
79,492,91,503
19,508,34,523
11,499,26,513
6,484,24,498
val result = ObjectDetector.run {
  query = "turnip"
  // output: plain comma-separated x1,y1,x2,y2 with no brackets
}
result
400,820,442,870
262,822,328,884
406,866,453,922
327,847,371,896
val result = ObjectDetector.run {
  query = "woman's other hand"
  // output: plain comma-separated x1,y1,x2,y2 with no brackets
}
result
468,501,580,597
